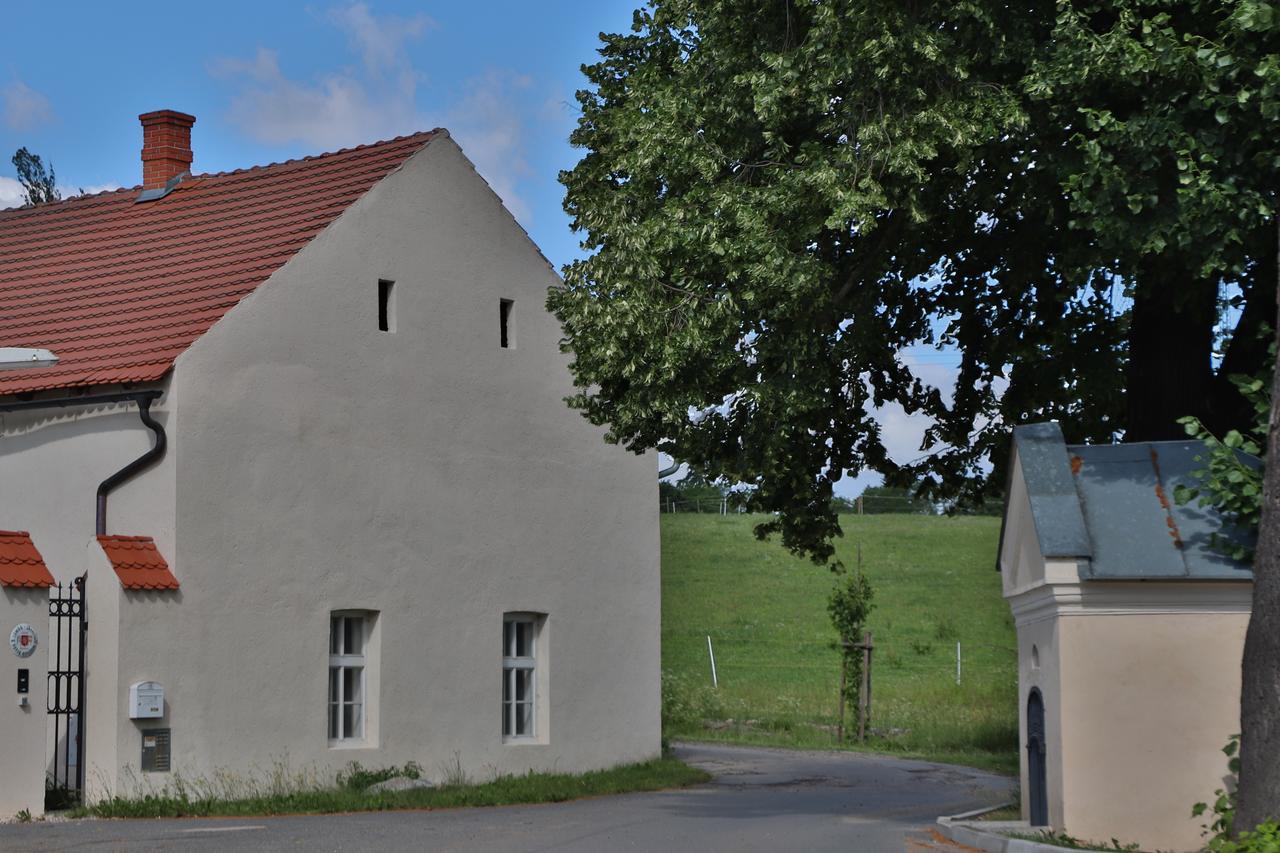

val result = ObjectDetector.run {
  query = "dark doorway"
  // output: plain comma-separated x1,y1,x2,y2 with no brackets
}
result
1027,688,1048,826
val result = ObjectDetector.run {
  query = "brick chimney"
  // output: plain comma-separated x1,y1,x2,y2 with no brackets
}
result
139,110,195,189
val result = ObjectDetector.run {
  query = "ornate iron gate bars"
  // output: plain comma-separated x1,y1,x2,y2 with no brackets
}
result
48,574,87,802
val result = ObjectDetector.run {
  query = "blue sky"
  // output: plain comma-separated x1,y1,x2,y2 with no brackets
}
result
0,0,638,268
0,1,957,497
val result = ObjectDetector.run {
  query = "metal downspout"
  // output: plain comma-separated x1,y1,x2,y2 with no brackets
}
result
0,390,166,535
94,397,166,536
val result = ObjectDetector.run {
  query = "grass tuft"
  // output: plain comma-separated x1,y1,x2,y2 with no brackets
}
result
72,757,709,819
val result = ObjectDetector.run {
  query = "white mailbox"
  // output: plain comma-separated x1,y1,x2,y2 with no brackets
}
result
129,681,164,719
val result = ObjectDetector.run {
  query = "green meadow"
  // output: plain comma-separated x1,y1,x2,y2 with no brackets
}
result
661,513,1018,774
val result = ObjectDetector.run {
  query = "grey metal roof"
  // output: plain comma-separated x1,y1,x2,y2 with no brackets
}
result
1010,423,1256,581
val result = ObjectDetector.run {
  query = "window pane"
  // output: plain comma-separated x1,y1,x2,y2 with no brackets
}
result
503,668,511,703
515,668,531,702
516,622,532,657
344,617,363,656
504,620,513,657
517,701,533,736
329,703,339,739
330,617,341,655
329,667,340,704
344,666,362,705
502,698,512,737
344,702,362,738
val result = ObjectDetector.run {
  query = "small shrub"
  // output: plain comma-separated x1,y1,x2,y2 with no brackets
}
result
909,638,934,656
439,751,470,787
15,808,31,823
336,761,422,791
933,614,959,642
662,670,726,729
1215,821,1280,853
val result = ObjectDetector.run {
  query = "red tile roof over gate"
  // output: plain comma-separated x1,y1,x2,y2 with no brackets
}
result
0,130,439,395
97,535,179,590
0,530,56,587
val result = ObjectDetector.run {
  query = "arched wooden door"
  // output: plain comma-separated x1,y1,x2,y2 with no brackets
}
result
1027,689,1048,826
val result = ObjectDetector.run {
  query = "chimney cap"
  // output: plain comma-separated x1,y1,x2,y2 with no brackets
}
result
139,109,195,126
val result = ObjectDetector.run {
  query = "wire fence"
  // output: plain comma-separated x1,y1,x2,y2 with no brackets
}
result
659,495,1002,515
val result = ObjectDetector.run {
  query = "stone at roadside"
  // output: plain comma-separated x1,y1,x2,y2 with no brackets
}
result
366,777,435,794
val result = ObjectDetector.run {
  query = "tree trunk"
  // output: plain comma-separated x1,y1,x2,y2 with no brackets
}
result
1125,260,1218,440
1213,239,1279,433
1234,219,1280,836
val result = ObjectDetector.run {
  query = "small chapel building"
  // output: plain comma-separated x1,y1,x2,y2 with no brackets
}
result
998,422,1255,852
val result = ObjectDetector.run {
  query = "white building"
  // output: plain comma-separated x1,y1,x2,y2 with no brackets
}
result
999,422,1254,852
0,110,660,818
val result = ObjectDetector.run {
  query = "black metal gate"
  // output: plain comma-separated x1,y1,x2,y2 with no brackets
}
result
47,574,87,806
1027,688,1048,827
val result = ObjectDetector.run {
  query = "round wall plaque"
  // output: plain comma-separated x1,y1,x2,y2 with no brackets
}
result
9,624,37,658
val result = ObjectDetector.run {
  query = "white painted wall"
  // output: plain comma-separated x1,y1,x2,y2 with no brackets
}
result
91,135,660,793
0,395,175,808
0,588,50,818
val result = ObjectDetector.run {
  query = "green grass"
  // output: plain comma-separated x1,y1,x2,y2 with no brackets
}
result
73,757,710,819
661,512,1018,773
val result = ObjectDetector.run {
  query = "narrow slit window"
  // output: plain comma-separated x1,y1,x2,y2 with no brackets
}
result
378,280,396,333
499,299,514,349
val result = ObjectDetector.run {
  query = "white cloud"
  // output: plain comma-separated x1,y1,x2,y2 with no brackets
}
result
211,4,534,222
327,3,434,76
0,177,24,209
445,72,535,223
211,46,421,150
2,81,54,131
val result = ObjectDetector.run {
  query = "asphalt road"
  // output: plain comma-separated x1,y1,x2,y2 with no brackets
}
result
0,743,1013,852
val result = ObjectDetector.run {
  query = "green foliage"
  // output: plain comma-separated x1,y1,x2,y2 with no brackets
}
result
828,568,874,711
552,0,1280,566
14,808,30,823
11,148,60,207
659,468,730,510
1175,372,1268,561
1194,735,1243,846
1215,822,1280,853
335,761,422,791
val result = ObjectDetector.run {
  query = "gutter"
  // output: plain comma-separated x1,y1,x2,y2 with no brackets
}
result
0,390,166,535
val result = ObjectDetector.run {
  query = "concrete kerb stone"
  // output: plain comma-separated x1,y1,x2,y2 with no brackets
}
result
936,804,1077,853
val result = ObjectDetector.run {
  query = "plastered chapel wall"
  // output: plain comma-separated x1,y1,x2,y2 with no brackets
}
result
1057,607,1248,852
105,135,659,791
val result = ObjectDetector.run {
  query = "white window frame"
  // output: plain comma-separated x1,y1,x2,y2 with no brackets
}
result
503,614,540,741
329,613,368,743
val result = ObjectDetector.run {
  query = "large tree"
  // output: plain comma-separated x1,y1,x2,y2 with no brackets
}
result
553,0,1279,827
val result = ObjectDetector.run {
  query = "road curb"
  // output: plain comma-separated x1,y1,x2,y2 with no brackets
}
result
936,805,1071,853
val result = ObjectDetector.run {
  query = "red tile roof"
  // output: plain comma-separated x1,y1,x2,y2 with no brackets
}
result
0,530,56,587
0,130,441,395
97,535,179,590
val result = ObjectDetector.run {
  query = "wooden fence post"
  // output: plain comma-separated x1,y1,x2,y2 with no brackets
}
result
858,631,873,741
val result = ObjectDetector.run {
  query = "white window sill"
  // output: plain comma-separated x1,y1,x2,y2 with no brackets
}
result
328,739,374,750
502,736,547,746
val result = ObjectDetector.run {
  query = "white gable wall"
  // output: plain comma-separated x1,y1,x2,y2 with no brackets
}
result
93,135,659,794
